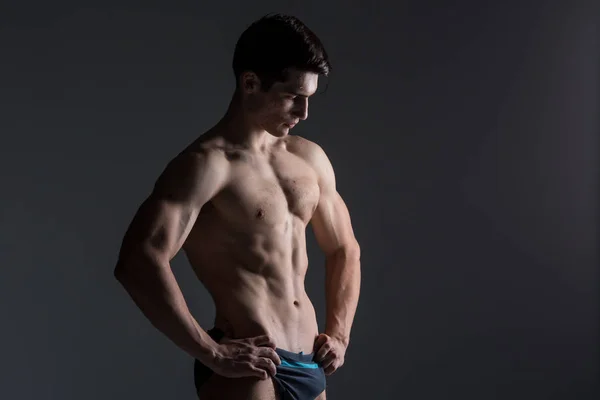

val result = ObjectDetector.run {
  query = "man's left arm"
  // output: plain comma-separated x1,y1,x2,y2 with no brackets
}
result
308,143,361,376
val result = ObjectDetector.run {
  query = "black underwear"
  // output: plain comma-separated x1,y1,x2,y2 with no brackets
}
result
194,328,326,400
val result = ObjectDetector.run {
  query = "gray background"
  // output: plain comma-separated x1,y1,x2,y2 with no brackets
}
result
1,1,598,399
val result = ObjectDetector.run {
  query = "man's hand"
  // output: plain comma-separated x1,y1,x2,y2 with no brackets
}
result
313,333,347,376
208,335,282,380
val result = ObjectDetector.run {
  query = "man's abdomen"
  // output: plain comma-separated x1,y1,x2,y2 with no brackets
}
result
185,210,319,352
212,287,319,353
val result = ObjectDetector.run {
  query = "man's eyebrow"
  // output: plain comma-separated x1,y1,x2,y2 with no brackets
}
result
286,89,312,97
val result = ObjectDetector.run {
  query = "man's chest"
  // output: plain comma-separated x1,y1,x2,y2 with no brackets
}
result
213,150,321,226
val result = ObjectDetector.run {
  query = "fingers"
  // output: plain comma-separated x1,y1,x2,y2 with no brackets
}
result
246,363,270,380
324,363,336,376
243,335,281,366
217,333,288,379
313,334,328,352
315,342,330,362
312,334,345,376
250,334,277,349
236,355,277,378
255,346,282,366
320,353,335,370
230,336,281,379
321,353,341,376
244,335,281,368
254,357,278,377
313,333,332,363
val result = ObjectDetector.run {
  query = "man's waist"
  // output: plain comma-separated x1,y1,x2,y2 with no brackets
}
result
213,301,314,334
211,301,318,352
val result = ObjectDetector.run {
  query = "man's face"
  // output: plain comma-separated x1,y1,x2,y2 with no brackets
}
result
245,68,319,137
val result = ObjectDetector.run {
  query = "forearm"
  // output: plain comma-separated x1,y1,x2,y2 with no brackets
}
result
324,245,361,347
114,252,216,363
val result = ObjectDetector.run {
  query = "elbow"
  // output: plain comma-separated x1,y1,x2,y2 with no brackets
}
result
114,259,144,288
113,246,165,282
113,249,146,283
350,241,361,260
343,239,361,260
113,258,131,282
328,241,361,262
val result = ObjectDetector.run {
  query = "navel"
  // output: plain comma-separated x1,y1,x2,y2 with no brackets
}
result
256,208,265,219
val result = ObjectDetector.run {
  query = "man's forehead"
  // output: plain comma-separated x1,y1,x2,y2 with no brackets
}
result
282,70,319,94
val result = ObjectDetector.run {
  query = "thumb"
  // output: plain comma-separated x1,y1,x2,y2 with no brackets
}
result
313,333,329,351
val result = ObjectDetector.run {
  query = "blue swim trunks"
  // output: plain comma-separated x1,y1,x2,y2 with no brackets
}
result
194,328,326,400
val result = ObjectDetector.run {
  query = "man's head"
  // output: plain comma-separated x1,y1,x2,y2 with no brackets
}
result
232,14,331,136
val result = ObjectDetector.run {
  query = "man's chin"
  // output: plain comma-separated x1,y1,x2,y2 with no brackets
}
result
268,126,291,137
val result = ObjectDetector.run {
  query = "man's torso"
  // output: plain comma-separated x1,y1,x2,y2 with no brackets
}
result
181,130,322,353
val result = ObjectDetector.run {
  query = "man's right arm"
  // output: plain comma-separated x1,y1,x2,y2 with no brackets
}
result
113,150,227,363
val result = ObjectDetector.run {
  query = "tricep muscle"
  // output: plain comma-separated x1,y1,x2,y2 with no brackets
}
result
115,150,228,272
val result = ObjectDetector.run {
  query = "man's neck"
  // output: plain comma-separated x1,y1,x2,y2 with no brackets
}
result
216,92,276,151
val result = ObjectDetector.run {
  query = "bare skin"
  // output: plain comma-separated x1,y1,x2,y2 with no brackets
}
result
114,69,361,400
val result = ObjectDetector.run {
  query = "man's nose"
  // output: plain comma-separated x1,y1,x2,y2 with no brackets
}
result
294,98,308,120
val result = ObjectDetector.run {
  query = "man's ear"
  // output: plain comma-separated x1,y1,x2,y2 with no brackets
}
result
241,71,261,94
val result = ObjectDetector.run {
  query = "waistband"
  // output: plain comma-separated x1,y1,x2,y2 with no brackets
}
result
208,327,316,363
275,347,316,363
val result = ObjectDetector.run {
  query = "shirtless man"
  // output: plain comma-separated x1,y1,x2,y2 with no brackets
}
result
113,14,361,400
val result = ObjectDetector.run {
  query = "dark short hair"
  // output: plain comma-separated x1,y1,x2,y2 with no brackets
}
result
232,14,331,90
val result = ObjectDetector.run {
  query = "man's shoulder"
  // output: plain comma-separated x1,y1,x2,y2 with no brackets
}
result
285,134,328,163
158,133,230,187
153,135,229,201
172,131,230,167
179,129,227,156
285,135,334,185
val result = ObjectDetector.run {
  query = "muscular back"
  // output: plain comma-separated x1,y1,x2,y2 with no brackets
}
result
181,132,324,353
